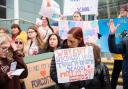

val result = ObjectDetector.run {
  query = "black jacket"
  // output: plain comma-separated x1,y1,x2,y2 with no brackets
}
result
108,34,128,89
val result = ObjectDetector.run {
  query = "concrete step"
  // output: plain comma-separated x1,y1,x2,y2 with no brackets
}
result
102,59,123,85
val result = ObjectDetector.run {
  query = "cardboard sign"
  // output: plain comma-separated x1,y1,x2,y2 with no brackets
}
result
54,46,95,83
24,59,55,89
63,0,98,16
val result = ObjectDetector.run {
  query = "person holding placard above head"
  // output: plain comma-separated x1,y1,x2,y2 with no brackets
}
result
0,33,28,89
50,27,111,89
72,11,83,21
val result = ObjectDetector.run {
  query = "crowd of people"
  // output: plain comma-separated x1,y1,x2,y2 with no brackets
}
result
0,4,128,89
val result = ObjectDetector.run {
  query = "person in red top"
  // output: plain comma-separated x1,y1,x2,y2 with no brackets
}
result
11,24,21,42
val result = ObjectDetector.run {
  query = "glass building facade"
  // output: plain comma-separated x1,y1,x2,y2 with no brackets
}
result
0,0,127,22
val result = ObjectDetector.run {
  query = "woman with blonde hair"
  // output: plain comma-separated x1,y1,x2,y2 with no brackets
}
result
0,33,28,89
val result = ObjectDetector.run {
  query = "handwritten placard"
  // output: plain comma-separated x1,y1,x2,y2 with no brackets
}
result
24,59,55,89
59,20,99,44
54,46,94,83
63,0,98,16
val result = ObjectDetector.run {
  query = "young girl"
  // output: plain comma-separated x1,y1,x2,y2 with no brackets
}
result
50,27,111,89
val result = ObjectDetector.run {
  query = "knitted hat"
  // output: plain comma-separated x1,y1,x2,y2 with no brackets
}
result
16,31,27,44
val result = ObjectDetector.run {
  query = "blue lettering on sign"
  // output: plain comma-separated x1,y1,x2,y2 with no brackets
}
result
77,7,90,12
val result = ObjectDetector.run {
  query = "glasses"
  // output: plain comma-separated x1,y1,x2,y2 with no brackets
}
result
27,31,35,34
15,41,23,45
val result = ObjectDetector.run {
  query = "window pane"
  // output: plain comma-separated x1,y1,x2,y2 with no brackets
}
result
0,0,6,6
0,7,6,18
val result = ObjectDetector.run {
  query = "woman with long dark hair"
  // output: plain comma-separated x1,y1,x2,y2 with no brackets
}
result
37,16,54,42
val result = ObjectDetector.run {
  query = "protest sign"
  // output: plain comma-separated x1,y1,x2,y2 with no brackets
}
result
39,0,61,21
98,17,128,52
24,59,55,89
59,20,99,44
54,46,94,83
63,0,98,16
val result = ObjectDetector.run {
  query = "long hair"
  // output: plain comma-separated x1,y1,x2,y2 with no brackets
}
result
11,23,21,35
68,27,85,47
28,25,45,48
0,33,13,62
41,16,54,32
45,33,61,52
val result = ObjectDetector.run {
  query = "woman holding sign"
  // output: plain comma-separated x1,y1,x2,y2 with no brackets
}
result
50,27,111,89
0,33,28,89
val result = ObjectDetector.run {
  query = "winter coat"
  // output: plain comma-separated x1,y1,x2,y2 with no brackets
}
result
0,51,28,89
108,34,128,89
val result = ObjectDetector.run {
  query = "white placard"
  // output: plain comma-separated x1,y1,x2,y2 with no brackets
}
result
63,0,98,16
54,46,95,83
39,0,61,21
11,69,25,76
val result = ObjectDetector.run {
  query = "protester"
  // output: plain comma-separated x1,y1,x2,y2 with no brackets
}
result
50,27,111,89
15,31,27,57
11,24,22,41
15,31,27,89
37,16,54,42
0,33,28,89
41,33,61,53
118,5,127,18
108,19,128,89
72,11,83,21
110,5,128,89
0,27,9,34
26,25,44,56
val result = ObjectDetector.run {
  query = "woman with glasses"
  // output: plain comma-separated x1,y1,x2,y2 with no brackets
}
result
0,33,28,89
14,31,28,89
15,31,27,57
26,25,45,56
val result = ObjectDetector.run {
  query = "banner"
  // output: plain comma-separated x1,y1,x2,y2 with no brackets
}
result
63,0,98,16
54,47,95,83
99,17,128,52
39,0,61,21
59,20,99,44
24,59,55,89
